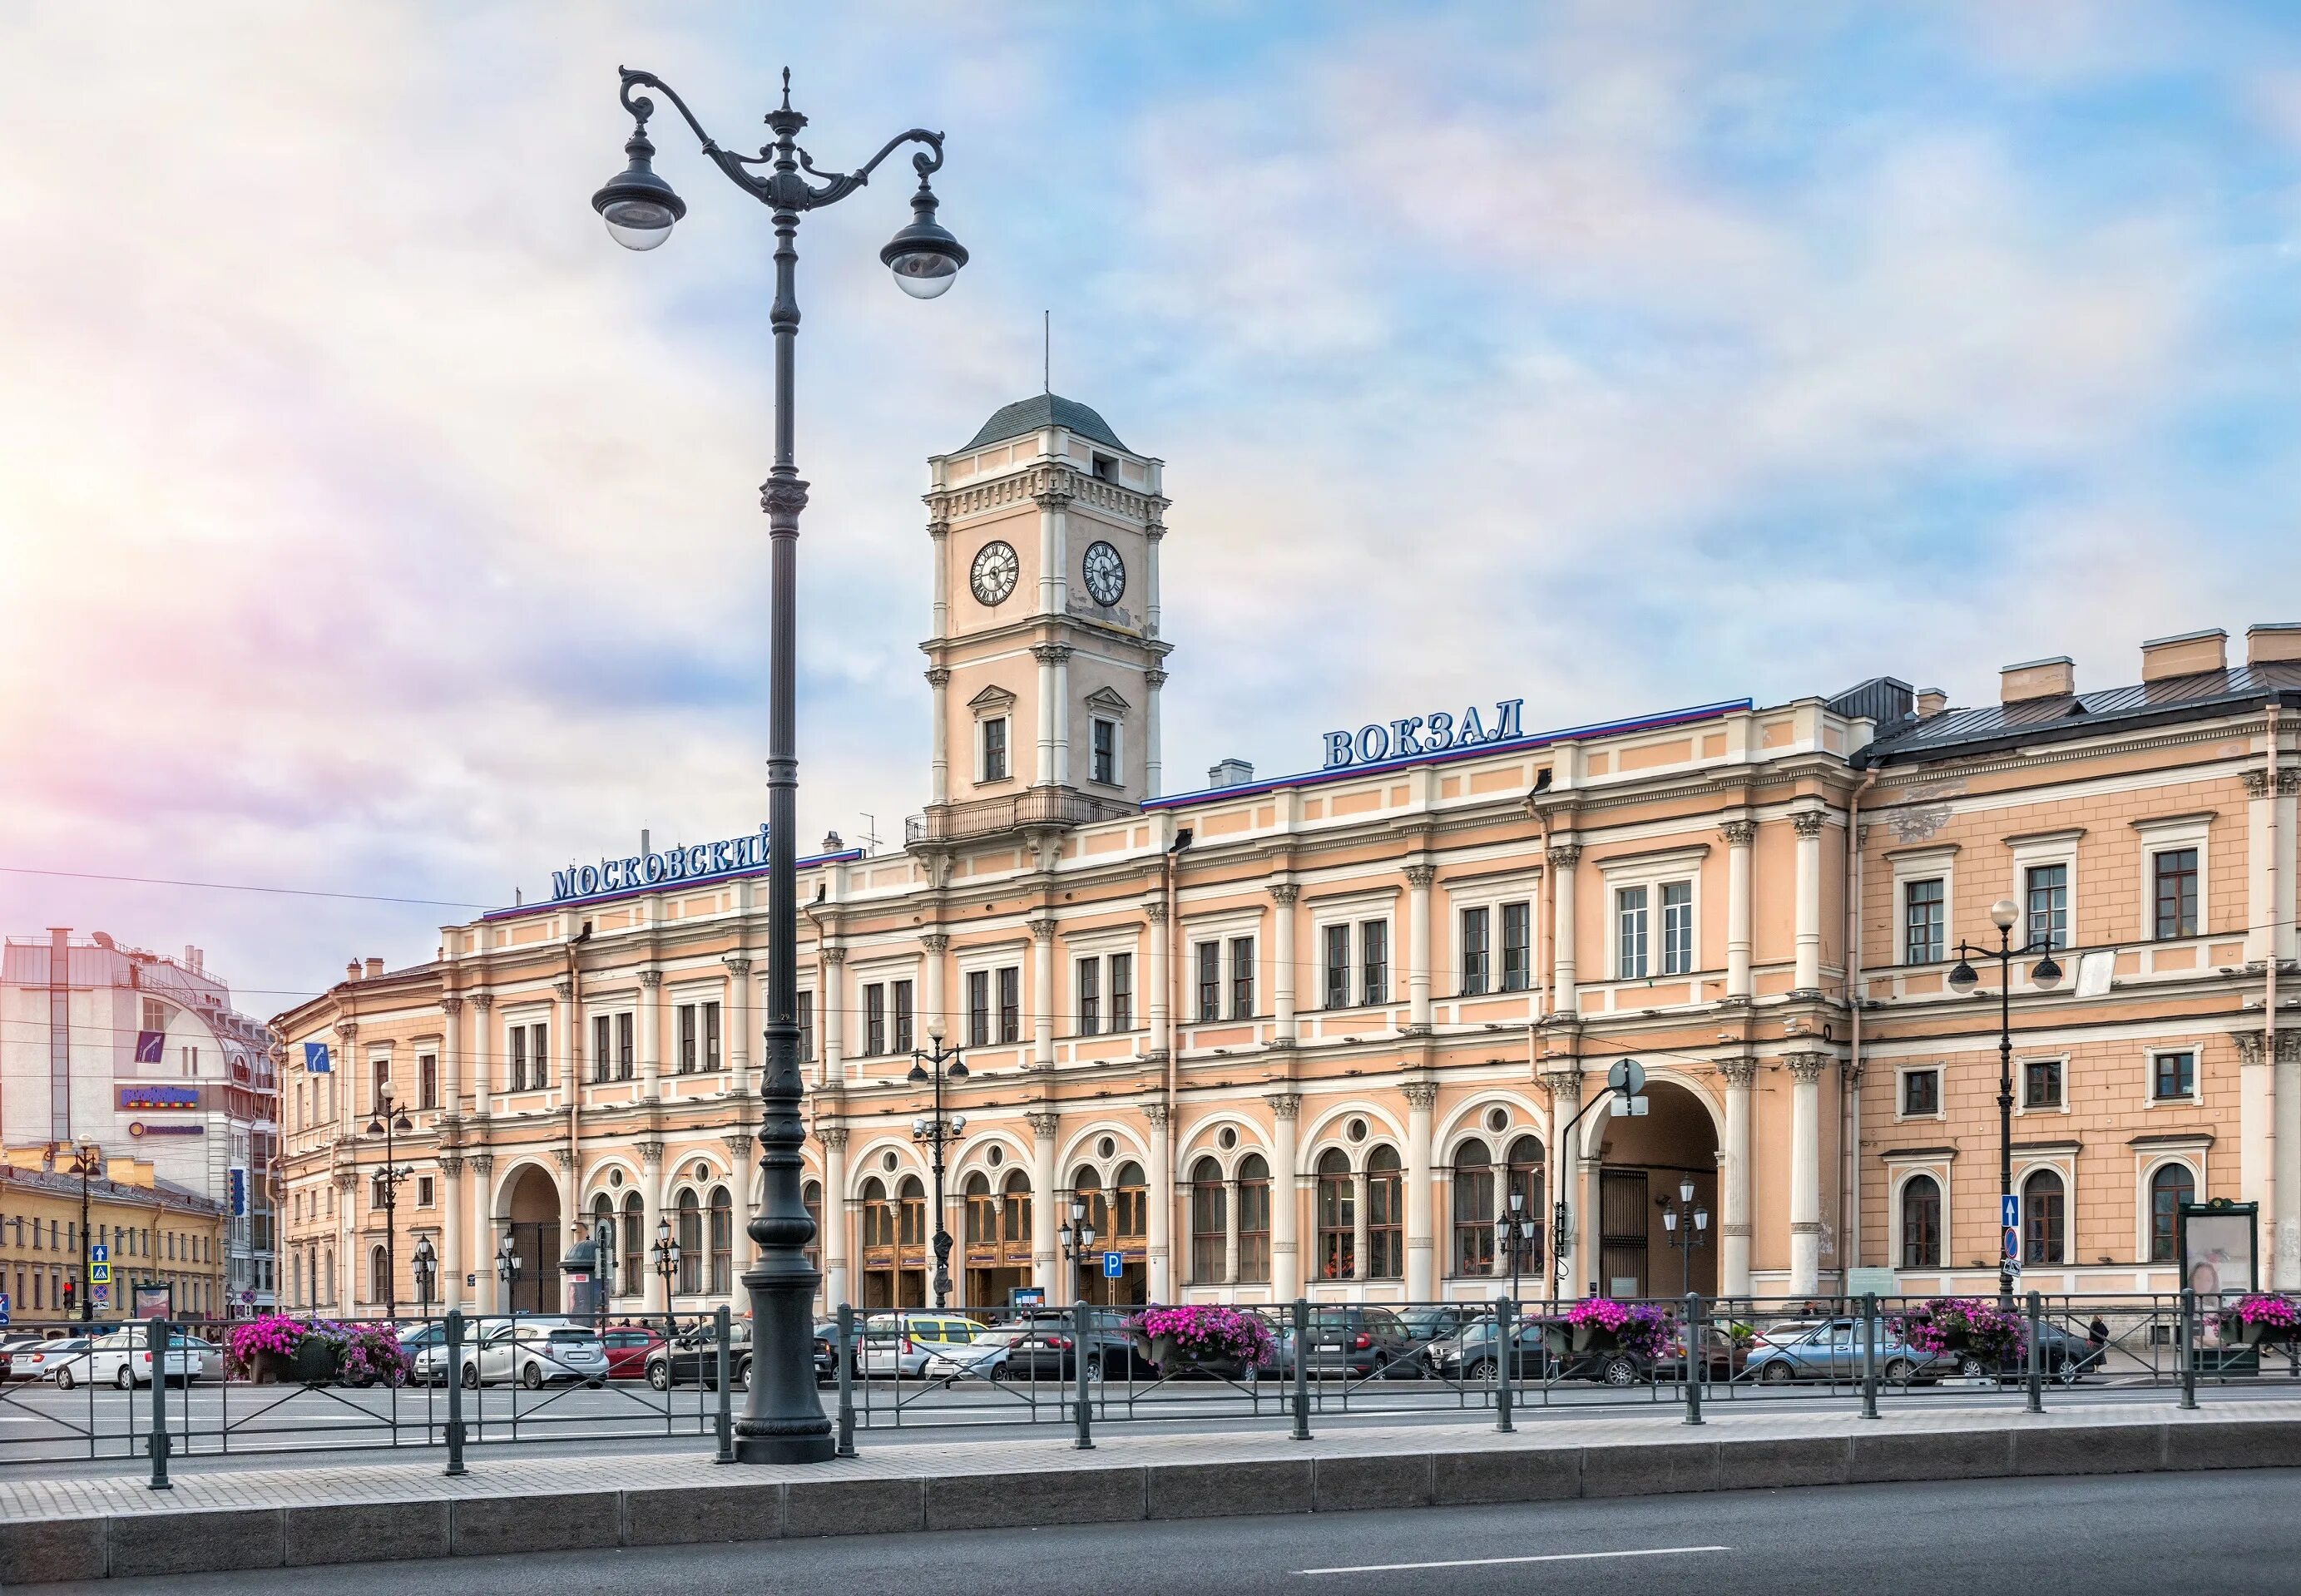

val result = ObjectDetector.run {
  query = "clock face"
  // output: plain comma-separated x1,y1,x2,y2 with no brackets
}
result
970,540,1019,606
1081,540,1126,606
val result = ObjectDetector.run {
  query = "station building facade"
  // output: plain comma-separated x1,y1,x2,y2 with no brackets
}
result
272,395,2301,1319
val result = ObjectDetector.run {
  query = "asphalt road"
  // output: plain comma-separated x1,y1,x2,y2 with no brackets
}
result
22,1469,2301,1595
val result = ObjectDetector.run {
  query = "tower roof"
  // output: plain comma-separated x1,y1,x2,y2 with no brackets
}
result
959,393,1128,454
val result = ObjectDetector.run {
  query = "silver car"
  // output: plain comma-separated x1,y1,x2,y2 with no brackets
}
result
449,1320,611,1389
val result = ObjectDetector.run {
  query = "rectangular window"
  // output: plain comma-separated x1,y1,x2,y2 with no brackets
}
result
703,1001,721,1071
2153,1050,2196,1101
1501,902,1532,992
372,1057,390,1112
418,1053,438,1109
508,1026,526,1092
1903,878,1945,965
997,966,1020,1045
981,716,1009,783
616,1012,634,1080
891,980,913,1054
864,984,886,1056
417,1176,435,1208
967,971,990,1047
2023,1058,2063,1110
1077,957,1101,1035
1902,1068,1940,1116
1196,941,1220,1022
1361,919,1389,1005
1616,886,1650,979
2025,863,2069,951
678,1006,696,1074
1324,925,1350,1009
2153,849,2199,940
1109,953,1133,1030
1230,936,1255,1020
592,1015,612,1084
1660,881,1694,976
1460,907,1491,996
1091,718,1118,785
530,1023,547,1090
798,991,814,1062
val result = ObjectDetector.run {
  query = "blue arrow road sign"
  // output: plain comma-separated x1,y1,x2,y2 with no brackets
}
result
91,1244,108,1263
1101,1251,1123,1279
2002,1194,2019,1231
0,1293,10,1325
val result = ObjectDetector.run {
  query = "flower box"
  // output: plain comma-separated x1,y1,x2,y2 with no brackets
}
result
1126,1305,1274,1376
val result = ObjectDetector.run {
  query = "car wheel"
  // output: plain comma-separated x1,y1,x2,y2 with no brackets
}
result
1760,1361,1794,1385
584,1376,606,1389
647,1361,670,1391
1883,1358,1917,1385
989,1363,1009,1382
1601,1356,1639,1388
1083,1356,1104,1384
56,1368,75,1391
461,1363,481,1390
2055,1358,2083,1386
1957,1355,1987,1378
739,1361,753,1392
116,1366,136,1391
1462,1357,1492,1383
521,1363,543,1391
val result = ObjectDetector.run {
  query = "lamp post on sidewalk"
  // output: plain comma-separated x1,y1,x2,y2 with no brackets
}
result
1947,897,2066,1308
496,1232,522,1316
1058,1198,1097,1307
49,1143,103,1322
364,1092,415,1321
653,1216,680,1335
592,63,967,1466
1495,1192,1540,1302
412,1235,438,1321
1660,1176,1708,1297
908,1037,968,1307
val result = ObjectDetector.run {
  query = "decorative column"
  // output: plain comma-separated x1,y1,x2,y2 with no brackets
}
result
1403,1079,1438,1297
1785,1053,1828,1295
724,1132,757,1267
636,973,662,1100
1223,1172,1241,1286
439,1153,465,1312
468,1154,495,1313
1352,1163,1371,1286
1548,844,1581,1016
1028,1110,1061,1300
1540,1066,1582,1296
723,956,754,1096
2241,1025,2274,1233
819,949,846,1084
333,1020,357,1129
2280,1032,2301,1292
1030,918,1058,1070
1269,1094,1302,1298
1144,666,1168,799
440,996,465,1116
333,1169,358,1307
552,979,576,1109
637,1140,666,1313
1146,902,1171,1060
927,666,953,804
1717,1059,1756,1297
1406,863,1437,1034
1723,821,1756,1001
921,933,950,1044
468,996,492,1119
1146,1101,1173,1302
1792,811,1827,994
817,1127,849,1309
1032,642,1066,789
1270,884,1300,1044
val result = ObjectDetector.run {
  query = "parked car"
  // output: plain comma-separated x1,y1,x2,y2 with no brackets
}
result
1002,1309,1160,1383
1395,1305,1487,1365
443,1319,610,1389
943,1325,1032,1381
646,1318,753,1391
1425,1317,1552,1382
1944,1320,2106,1383
599,1327,665,1380
0,1335,43,1380
1273,1307,1420,1381
18,1337,95,1386
813,1321,841,1382
856,1313,992,1379
1742,1318,1938,1385
49,1330,220,1389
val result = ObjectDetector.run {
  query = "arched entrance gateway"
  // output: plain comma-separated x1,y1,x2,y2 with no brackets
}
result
1576,1077,1720,1301
497,1163,563,1316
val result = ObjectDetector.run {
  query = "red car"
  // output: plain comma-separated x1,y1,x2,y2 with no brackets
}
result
599,1326,664,1380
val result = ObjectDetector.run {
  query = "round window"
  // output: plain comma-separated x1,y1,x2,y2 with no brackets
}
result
692,1162,710,1183
987,1145,1005,1168
1218,1126,1238,1150
608,1168,624,1188
1346,1117,1368,1143
1098,1135,1116,1159
1486,1107,1509,1134
882,1150,898,1174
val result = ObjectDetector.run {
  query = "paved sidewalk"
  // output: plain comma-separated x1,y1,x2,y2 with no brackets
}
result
6,1399,2299,1583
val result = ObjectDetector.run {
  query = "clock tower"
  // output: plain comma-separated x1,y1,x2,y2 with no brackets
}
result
919,394,1170,842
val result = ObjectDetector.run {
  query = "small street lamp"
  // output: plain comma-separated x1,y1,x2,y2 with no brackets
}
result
653,1215,680,1335
1495,1191,1541,1302
907,1037,968,1307
1660,1175,1709,1297
1057,1198,1098,1306
49,1143,103,1323
364,1092,416,1322
412,1234,438,1321
1947,897,2066,1307
496,1231,522,1315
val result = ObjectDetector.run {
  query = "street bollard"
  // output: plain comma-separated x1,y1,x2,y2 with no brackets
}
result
714,1304,735,1464
2179,1289,2199,1410
2025,1292,2044,1414
1290,1297,1312,1441
1860,1293,1879,1421
1683,1293,1705,1426
1494,1297,1515,1434
835,1303,856,1458
443,1311,468,1476
146,1318,172,1491
1072,1301,1094,1450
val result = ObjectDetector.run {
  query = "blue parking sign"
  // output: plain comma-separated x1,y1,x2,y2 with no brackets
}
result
1101,1251,1123,1279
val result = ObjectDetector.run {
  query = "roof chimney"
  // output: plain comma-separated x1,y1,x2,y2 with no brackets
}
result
1207,758,1254,789
1915,688,1947,718
364,957,384,981
2140,628,2227,683
346,959,363,984
2000,656,2075,704
2247,623,2301,666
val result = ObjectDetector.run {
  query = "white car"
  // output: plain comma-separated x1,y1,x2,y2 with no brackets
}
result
16,1337,97,1387
50,1331,218,1389
944,1326,1030,1381
435,1319,611,1389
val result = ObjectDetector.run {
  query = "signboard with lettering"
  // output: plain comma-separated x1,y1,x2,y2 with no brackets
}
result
1321,699,1525,771
127,1122,204,1139
550,824,774,904
116,1085,202,1113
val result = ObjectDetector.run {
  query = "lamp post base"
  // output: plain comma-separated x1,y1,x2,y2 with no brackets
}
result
732,1430,837,1465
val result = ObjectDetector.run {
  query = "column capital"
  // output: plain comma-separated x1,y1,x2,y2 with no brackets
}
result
468,1153,495,1178
2244,768,2272,798
1783,1051,1831,1083
2283,769,2301,798
921,933,951,954
820,946,847,966
1792,810,1828,839
1144,1102,1172,1129
1721,819,1758,847
551,1147,577,1172
1717,1057,1759,1089
924,665,952,688
1146,902,1170,925
723,956,754,978
722,1132,754,1159
1402,1080,1439,1110
637,971,663,989
441,996,463,1017
634,1140,666,1166
1027,1110,1061,1139
1029,642,1074,666
2239,1030,2269,1066
334,1020,358,1041
1546,843,1582,870
552,979,574,1001
1538,1067,1583,1101
332,1170,358,1192
439,1154,466,1178
1266,1092,1302,1120
469,993,494,1011
814,1125,849,1150
1270,882,1301,906
1028,917,1058,942
1404,864,1438,889
1144,667,1170,688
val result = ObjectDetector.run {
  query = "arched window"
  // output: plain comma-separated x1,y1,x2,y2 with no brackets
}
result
802,1179,824,1273
709,1188,733,1294
1367,1145,1403,1278
1114,1161,1148,1243
1073,1169,1107,1243
2021,1169,2066,1265
369,1244,389,1305
1505,1135,1544,1213
2150,1164,2195,1264
1002,1169,1032,1256
860,1177,894,1249
676,1190,702,1293
1900,1174,1942,1269
1316,1149,1355,1280
621,1193,644,1295
324,1248,335,1307
291,1252,304,1307
1190,1157,1226,1282
1236,1154,1270,1282
897,1177,926,1249
965,1173,995,1246
1453,1139,1496,1276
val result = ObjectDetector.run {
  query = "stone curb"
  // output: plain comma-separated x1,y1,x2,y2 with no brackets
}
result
3,1418,2293,1584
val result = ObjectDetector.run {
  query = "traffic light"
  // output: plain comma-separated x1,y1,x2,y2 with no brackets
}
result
60,1281,76,1311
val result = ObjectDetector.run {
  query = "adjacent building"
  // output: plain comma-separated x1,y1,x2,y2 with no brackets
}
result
0,1149,230,1322
271,396,2301,1321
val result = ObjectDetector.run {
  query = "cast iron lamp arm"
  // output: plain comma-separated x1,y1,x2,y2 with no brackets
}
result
619,67,947,213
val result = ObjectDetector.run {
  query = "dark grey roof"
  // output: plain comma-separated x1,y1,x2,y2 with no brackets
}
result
960,394,1128,454
1855,660,2301,768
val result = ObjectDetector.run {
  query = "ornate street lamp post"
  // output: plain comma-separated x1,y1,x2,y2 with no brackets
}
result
412,1234,438,1321
908,1038,969,1308
653,1216,681,1336
1660,1175,1708,1297
593,64,966,1465
1948,897,2066,1308
1058,1198,1098,1307
364,1092,415,1321
1494,1191,1540,1302
496,1231,522,1314
52,1143,103,1323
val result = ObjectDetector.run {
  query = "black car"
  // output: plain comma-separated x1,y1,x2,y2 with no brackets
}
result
646,1319,753,1391
1273,1307,1420,1380
1424,1317,1553,1382
1002,1308,1160,1382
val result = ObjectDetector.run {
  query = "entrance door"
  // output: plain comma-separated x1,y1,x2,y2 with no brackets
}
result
1599,1171,1650,1299
508,1221,560,1316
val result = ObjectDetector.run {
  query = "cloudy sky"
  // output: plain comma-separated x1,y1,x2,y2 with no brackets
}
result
3,0,2298,1020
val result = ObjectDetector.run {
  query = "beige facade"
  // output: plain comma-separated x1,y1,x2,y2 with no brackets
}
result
272,401,2301,1317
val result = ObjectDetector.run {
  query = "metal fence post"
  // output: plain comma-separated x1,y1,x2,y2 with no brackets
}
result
2025,1292,2044,1414
713,1304,735,1464
1071,1301,1094,1450
1494,1297,1515,1433
146,1318,171,1491
443,1311,467,1476
1683,1293,1705,1426
2179,1289,2199,1410
835,1303,856,1458
1290,1297,1311,1441
1860,1293,1879,1421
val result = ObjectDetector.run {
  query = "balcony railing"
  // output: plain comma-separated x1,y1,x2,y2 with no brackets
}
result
918,788,1137,843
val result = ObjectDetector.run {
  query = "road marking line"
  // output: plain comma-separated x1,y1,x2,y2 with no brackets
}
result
1302,1544,1731,1575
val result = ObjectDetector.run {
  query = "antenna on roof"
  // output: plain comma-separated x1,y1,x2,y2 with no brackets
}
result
1043,309,1050,395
